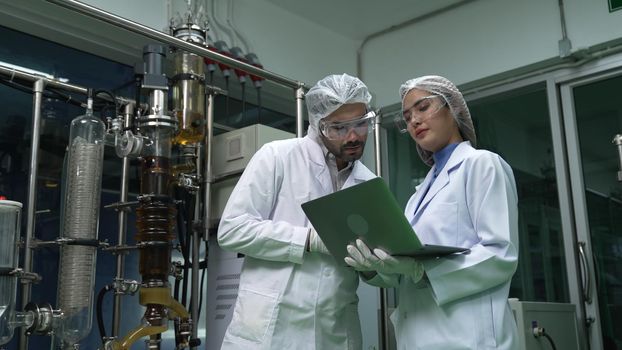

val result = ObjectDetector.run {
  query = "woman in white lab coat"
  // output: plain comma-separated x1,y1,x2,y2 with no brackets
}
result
345,75,519,350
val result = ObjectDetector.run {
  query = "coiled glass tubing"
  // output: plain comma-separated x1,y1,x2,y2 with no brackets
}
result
57,103,105,346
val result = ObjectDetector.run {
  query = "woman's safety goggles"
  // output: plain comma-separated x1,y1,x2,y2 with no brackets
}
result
394,95,447,133
319,111,377,140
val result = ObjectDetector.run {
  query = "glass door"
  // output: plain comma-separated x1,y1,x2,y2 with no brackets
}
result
561,72,622,350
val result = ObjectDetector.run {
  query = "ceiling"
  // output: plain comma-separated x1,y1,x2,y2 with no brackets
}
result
264,0,470,40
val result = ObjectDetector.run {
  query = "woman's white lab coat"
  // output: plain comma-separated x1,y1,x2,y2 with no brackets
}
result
217,133,375,350
384,141,519,350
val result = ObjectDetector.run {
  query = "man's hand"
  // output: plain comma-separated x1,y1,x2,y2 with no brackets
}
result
307,228,330,255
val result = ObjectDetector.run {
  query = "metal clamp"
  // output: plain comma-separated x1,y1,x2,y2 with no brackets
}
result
23,302,58,336
115,130,144,158
137,114,178,130
177,173,200,191
113,278,140,295
101,244,139,254
12,268,42,283
30,238,110,249
104,200,139,212
170,261,183,280
0,268,42,283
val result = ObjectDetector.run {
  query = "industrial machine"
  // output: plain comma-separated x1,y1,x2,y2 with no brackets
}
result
509,299,580,350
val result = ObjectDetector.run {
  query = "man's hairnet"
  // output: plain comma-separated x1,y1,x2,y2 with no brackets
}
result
399,75,477,166
306,73,371,129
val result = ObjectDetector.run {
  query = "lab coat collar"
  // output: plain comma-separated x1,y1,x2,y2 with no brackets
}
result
413,141,473,216
344,161,374,187
302,132,372,192
302,133,333,194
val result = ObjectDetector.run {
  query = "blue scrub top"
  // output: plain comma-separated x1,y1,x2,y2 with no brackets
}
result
432,143,460,178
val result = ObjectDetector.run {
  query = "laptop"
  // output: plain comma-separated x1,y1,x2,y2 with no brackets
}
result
301,177,469,262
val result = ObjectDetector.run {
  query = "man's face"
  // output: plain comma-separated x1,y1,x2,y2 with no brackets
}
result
319,103,369,169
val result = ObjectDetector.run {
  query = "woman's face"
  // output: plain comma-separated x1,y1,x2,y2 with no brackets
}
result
402,89,463,153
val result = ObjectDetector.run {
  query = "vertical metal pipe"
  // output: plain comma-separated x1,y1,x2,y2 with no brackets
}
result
112,103,133,337
373,113,390,350
295,86,305,138
613,134,622,181
374,114,383,178
19,79,45,350
203,90,214,346
190,145,201,346
204,91,214,238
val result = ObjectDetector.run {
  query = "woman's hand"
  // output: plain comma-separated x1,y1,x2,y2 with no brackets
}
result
345,239,424,283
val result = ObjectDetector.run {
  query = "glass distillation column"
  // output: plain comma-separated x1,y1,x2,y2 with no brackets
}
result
0,200,34,345
171,22,206,147
170,18,207,184
111,44,191,350
56,94,105,348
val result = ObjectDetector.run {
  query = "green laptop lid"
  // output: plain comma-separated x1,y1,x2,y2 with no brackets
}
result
301,177,467,262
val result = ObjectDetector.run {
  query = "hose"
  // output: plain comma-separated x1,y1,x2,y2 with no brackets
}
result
96,283,114,345
542,333,557,350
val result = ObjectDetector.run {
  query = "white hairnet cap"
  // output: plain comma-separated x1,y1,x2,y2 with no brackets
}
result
306,73,371,129
399,75,477,166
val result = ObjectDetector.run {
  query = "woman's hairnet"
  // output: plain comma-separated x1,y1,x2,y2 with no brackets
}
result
399,75,477,166
306,73,371,129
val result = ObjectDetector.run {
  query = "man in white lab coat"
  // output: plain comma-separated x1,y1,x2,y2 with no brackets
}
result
217,73,376,350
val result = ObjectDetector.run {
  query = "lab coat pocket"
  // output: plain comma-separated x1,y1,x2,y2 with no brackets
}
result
228,287,280,343
421,201,458,245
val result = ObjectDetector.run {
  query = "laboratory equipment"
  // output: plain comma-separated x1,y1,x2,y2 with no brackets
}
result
509,300,580,350
171,27,207,146
0,200,31,345
56,93,105,347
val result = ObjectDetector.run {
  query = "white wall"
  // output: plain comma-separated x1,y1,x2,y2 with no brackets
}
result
361,0,622,107
83,0,169,32
232,0,358,86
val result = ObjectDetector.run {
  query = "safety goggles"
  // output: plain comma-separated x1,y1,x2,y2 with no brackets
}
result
319,111,376,140
394,95,447,133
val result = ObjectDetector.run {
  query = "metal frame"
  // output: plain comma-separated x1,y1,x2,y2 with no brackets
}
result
460,53,622,350
45,0,303,90
557,66,622,350
463,72,589,349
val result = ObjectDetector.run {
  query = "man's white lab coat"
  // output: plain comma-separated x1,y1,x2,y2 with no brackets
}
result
218,132,375,350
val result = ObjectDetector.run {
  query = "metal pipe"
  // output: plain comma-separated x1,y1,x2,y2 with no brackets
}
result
373,113,383,178
191,145,201,346
204,91,215,235
19,78,45,350
203,89,215,350
0,64,85,95
203,93,214,236
295,87,305,137
355,0,476,80
112,103,134,337
558,0,568,41
372,112,390,350
0,61,139,107
613,134,622,181
46,0,304,90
